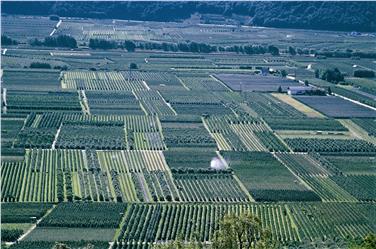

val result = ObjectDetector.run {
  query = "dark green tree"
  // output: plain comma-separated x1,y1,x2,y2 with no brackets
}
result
1,35,18,45
124,40,136,52
349,233,376,249
280,70,287,77
212,212,277,249
268,45,279,56
130,63,138,69
321,68,344,83
277,86,283,93
288,46,296,55
314,69,320,78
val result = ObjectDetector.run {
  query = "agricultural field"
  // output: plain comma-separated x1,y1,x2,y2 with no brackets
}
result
274,153,359,202
116,203,300,244
1,10,376,249
264,117,347,131
172,170,251,202
5,90,82,114
56,120,127,149
243,92,305,118
62,71,147,91
294,95,376,118
214,73,301,92
85,91,145,115
204,114,288,152
2,69,61,91
284,138,376,154
163,147,218,170
323,155,376,175
162,120,217,148
352,118,376,137
221,151,320,202
1,15,58,41
1,116,26,157
134,89,176,116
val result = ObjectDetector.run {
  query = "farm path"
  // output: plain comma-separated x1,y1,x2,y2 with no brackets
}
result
272,93,325,118
2,88,7,113
80,90,90,114
210,74,233,91
51,123,62,149
16,205,57,243
333,93,376,112
339,119,376,144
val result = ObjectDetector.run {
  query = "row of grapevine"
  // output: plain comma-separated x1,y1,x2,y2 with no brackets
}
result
254,131,289,152
173,172,250,202
177,76,229,91
299,175,358,202
284,138,376,153
62,71,147,91
117,203,299,244
139,99,176,116
97,150,179,202
6,90,82,113
85,91,145,115
287,203,374,240
244,92,305,118
204,115,268,151
135,89,176,116
275,153,333,177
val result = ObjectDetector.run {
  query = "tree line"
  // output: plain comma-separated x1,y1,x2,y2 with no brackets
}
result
30,35,77,48
88,38,280,55
3,34,375,60
1,35,18,45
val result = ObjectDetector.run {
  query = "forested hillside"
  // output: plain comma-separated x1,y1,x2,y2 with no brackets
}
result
2,1,376,32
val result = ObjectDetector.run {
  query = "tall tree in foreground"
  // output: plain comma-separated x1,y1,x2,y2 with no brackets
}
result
153,212,276,249
349,233,376,249
212,212,277,249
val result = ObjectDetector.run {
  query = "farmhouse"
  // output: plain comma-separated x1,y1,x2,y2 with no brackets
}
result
287,86,315,95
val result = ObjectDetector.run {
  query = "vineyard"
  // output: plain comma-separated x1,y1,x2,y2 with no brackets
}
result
214,74,300,92
5,90,82,113
116,203,300,244
172,171,250,202
294,95,376,118
221,152,319,202
352,118,376,137
39,203,126,228
56,120,127,149
243,92,305,118
264,117,347,131
284,138,376,154
85,91,145,115
62,71,147,91
2,12,376,249
134,90,176,116
203,115,288,152
324,155,376,175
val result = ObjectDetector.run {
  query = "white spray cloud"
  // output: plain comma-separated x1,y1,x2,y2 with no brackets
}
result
210,157,226,170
